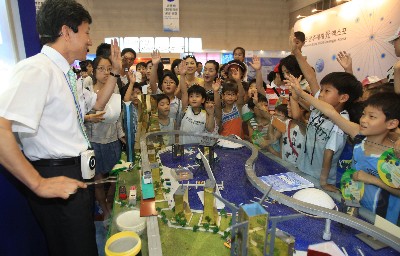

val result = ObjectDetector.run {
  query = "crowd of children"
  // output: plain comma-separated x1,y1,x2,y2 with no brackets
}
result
77,27,400,226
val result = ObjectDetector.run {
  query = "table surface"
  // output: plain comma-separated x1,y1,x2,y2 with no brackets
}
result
109,145,400,256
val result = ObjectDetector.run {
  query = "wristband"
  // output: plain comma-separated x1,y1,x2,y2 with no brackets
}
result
110,72,120,78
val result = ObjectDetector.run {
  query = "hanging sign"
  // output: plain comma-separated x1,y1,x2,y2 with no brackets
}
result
163,0,179,32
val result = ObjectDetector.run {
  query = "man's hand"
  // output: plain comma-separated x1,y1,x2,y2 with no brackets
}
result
33,176,87,199
110,38,121,74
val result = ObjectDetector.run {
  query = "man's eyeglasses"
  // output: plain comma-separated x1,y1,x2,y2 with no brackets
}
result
123,56,135,62
97,67,113,73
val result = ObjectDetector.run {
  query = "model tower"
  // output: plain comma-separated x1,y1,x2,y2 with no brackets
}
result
202,179,219,224
173,186,192,221
238,203,269,255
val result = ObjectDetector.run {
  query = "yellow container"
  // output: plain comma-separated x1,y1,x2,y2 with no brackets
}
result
105,231,142,256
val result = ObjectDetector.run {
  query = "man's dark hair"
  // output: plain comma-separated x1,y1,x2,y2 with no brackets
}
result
188,84,207,99
96,43,111,57
196,62,202,66
37,0,92,46
294,31,306,43
121,48,136,59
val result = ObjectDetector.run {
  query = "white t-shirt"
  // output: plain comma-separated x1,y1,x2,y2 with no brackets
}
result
0,45,97,160
180,106,207,144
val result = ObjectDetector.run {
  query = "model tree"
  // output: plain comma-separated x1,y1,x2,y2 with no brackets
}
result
212,226,219,234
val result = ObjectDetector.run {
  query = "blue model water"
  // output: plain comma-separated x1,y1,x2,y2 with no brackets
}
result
159,145,400,255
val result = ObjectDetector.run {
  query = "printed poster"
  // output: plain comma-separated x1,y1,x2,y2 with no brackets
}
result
163,0,179,32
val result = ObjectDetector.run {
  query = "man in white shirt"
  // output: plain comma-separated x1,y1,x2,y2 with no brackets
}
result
0,0,121,255
195,61,203,78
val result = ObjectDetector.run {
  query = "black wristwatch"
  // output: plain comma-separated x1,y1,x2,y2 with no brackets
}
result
109,72,120,78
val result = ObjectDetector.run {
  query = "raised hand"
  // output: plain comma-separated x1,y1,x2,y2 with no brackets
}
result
178,60,187,76
231,68,241,82
110,38,121,74
127,66,137,84
252,91,259,104
284,74,302,97
336,51,352,71
151,49,161,65
212,78,221,93
205,102,215,115
290,35,302,54
248,87,257,98
249,55,261,71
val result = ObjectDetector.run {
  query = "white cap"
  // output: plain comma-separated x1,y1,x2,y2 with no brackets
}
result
386,26,400,45
361,76,381,87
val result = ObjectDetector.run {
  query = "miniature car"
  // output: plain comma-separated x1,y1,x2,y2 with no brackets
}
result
143,171,152,184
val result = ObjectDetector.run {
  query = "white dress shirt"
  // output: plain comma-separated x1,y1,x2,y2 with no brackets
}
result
0,45,97,160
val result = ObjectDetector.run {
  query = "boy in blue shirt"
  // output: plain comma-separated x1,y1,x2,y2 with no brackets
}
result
289,74,400,224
